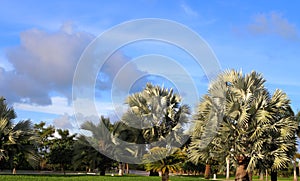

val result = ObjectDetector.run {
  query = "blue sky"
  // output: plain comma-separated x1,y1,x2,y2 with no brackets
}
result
1,0,300,133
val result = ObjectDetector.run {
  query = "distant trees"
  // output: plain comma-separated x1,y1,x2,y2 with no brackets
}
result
34,121,55,170
48,129,76,174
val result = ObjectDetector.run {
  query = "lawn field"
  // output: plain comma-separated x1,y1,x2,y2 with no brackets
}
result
0,175,297,181
0,175,206,181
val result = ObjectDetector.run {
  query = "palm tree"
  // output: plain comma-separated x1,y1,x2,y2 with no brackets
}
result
189,70,298,181
117,83,190,174
112,121,145,175
143,147,186,181
188,78,228,179
0,97,16,160
80,116,134,175
6,120,39,173
252,89,297,181
73,135,113,175
0,97,39,173
123,83,190,146
293,111,300,181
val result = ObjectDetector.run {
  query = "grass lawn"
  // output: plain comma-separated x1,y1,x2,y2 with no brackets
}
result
0,175,204,181
0,175,297,181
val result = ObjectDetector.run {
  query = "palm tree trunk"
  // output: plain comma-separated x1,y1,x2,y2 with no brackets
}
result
235,156,249,181
61,164,66,175
294,160,298,181
270,171,277,181
12,167,16,174
226,157,230,179
118,162,124,176
204,164,211,179
235,164,249,181
259,170,264,180
249,170,253,181
298,161,300,178
161,170,169,181
100,169,105,176
149,170,159,176
125,163,129,174
265,169,268,181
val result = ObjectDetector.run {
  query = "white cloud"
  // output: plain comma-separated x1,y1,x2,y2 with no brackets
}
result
1,21,154,108
181,3,198,17
53,113,74,130
247,12,299,40
1,22,94,105
14,96,73,115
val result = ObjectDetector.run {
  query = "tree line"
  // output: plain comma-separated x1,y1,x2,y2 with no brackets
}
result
0,70,299,181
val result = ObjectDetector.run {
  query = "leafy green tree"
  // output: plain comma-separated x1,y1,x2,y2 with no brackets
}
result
143,147,186,181
34,121,55,170
48,129,76,174
189,70,297,181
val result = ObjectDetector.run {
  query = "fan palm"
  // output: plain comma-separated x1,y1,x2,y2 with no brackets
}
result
80,116,133,175
189,70,297,181
112,121,146,175
0,97,39,173
143,147,186,181
73,135,113,175
123,83,190,146
114,83,190,174
188,75,228,179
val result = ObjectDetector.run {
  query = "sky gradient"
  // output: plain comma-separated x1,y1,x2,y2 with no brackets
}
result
1,0,300,134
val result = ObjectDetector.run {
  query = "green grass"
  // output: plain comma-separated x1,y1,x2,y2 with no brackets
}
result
0,175,298,181
0,175,206,181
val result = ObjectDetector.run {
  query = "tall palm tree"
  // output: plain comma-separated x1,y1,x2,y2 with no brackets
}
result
113,83,190,175
293,111,300,181
0,97,39,173
123,83,190,146
112,121,145,175
80,116,133,175
189,70,297,181
73,135,113,175
0,97,16,160
188,76,229,179
8,120,39,173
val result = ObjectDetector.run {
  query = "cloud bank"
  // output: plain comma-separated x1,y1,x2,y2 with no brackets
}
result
1,23,94,105
1,22,149,107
